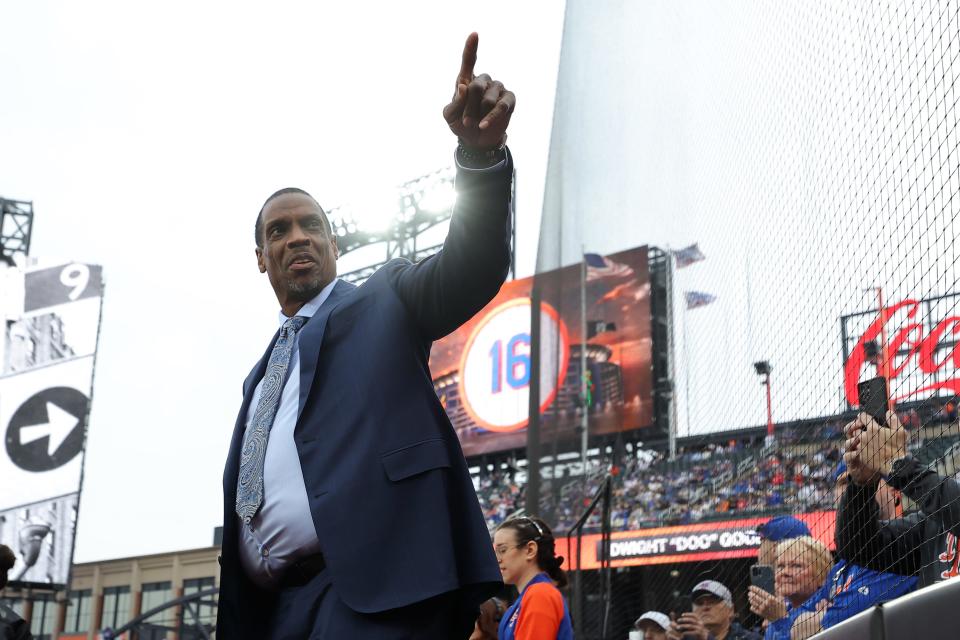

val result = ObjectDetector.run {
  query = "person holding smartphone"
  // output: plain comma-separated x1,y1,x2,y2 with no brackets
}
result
666,581,760,640
838,411,960,587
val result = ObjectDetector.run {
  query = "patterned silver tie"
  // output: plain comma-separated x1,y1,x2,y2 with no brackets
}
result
235,315,308,524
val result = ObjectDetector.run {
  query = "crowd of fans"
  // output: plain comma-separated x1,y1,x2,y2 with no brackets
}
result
622,405,960,640
474,438,842,535
474,401,960,539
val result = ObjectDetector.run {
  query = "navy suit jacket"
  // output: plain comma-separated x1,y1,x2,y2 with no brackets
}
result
216,152,513,638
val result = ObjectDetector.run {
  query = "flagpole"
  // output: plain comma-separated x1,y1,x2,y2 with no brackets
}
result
580,246,589,489
683,297,691,450
667,249,678,461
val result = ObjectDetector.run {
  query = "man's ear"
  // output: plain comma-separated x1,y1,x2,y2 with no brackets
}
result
332,237,340,260
255,247,266,273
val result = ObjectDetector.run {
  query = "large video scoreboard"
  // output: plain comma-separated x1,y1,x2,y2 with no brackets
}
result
430,245,653,457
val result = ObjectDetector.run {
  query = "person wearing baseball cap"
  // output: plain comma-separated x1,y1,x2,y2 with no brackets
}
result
667,580,760,640
748,516,812,627
754,516,811,567
633,611,670,640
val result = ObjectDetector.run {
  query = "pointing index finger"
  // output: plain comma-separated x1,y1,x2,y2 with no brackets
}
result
458,32,479,85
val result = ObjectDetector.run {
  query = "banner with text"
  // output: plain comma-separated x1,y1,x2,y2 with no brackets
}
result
559,511,836,570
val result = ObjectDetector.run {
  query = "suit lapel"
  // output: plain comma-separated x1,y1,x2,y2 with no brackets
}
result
297,279,355,419
224,278,356,495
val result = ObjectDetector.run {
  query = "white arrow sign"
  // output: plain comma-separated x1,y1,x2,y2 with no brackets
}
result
19,402,79,456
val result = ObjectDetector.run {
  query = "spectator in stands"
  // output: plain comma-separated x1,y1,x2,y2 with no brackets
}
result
765,464,916,639
838,411,960,587
748,516,811,627
667,580,760,640
761,537,832,640
634,611,670,640
755,516,811,567
0,544,32,640
494,516,573,640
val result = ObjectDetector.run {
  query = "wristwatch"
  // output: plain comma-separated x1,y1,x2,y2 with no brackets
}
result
457,138,506,168
884,454,912,481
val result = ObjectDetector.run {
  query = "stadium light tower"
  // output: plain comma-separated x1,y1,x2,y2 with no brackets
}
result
0,197,34,266
329,166,516,284
754,360,773,439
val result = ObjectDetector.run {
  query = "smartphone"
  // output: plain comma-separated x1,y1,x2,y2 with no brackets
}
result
750,564,775,595
673,595,692,617
857,376,889,426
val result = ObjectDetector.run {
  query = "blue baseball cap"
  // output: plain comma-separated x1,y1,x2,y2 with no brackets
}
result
755,515,810,542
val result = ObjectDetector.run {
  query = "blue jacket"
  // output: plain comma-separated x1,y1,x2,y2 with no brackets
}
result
217,153,514,638
764,560,916,639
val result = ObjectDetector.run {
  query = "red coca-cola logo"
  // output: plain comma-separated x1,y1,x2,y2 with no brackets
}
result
845,299,960,405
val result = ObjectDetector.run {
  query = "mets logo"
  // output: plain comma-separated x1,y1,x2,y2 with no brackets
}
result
938,533,960,579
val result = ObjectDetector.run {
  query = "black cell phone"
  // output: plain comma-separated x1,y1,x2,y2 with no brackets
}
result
673,595,692,617
750,564,775,595
857,376,889,427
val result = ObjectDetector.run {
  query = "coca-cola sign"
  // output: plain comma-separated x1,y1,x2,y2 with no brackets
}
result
843,296,960,405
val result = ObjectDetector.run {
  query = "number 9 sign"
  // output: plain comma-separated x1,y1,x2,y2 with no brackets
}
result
459,298,570,432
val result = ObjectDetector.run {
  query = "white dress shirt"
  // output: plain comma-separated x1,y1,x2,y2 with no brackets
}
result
237,278,338,589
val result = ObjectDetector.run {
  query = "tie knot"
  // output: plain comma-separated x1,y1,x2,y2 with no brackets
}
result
284,316,308,335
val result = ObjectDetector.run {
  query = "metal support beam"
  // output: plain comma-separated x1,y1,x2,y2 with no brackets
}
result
0,197,34,265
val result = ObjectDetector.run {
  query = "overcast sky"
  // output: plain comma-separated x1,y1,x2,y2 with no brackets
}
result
0,1,565,562
7,0,958,569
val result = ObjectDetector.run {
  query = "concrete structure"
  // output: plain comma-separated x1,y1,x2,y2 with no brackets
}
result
0,545,220,640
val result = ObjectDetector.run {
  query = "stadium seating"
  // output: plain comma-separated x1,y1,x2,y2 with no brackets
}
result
474,411,960,535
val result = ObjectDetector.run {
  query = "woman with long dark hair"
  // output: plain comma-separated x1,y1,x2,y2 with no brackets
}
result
494,516,573,640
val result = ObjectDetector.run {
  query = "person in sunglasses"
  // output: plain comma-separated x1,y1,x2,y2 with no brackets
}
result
493,516,573,640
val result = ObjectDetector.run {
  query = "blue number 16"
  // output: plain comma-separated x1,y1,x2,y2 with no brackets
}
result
489,333,531,393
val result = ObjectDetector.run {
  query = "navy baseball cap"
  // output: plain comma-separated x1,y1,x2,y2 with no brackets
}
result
754,515,810,541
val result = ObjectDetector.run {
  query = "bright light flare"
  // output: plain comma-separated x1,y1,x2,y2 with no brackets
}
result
418,183,457,213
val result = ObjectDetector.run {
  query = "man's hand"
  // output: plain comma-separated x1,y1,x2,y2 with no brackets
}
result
748,585,787,621
667,613,709,640
442,33,516,150
842,415,875,486
843,412,908,484
666,621,684,640
858,411,908,477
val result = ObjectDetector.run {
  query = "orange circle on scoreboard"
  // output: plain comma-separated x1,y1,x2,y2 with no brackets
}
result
457,297,571,433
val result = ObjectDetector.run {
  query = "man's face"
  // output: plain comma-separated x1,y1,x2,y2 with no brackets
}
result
692,594,731,630
256,193,338,311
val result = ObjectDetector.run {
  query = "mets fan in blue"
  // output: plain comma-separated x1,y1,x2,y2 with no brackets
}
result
216,33,516,640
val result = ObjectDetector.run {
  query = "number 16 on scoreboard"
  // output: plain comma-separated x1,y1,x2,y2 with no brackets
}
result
459,298,570,433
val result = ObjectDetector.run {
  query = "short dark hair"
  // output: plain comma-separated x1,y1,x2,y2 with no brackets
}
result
255,187,332,248
0,544,16,589
496,516,568,588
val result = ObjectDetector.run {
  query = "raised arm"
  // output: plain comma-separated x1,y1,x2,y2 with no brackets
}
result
855,411,960,539
837,415,924,575
386,33,517,340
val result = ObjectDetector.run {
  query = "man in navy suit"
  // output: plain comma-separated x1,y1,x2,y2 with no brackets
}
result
216,33,516,639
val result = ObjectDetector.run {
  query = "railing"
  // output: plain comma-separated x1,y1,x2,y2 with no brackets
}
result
567,474,613,640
